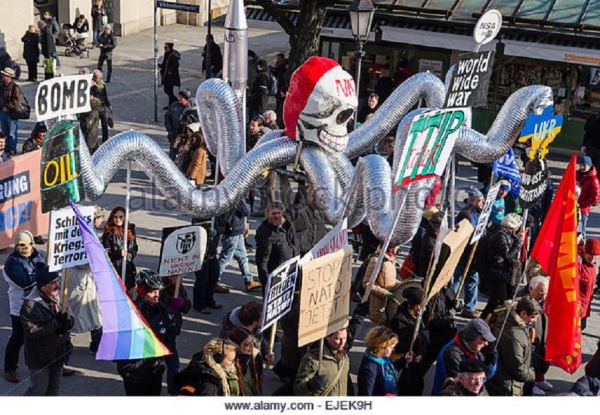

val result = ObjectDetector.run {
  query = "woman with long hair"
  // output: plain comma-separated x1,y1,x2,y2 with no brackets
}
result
101,206,138,295
174,338,238,396
228,327,263,396
357,326,399,396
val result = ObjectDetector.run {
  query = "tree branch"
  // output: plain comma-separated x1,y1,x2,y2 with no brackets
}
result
252,0,297,35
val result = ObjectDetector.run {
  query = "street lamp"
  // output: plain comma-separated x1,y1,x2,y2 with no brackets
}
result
349,0,375,129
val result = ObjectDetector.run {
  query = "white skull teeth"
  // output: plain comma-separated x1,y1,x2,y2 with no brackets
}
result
321,130,346,153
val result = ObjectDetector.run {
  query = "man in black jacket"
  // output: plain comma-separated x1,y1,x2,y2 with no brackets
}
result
159,42,181,106
97,24,116,83
249,59,270,118
21,264,74,396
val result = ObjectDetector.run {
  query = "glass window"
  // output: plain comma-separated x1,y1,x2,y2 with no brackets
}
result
568,65,600,122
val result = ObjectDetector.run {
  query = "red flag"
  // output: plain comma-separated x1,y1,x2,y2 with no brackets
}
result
530,153,580,374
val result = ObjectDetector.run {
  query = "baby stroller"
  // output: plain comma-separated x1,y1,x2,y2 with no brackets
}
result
62,24,89,58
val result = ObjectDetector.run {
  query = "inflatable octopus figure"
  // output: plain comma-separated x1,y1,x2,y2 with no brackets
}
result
78,57,553,246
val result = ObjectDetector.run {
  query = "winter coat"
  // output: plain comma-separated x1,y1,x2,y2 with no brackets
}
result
101,225,138,289
480,226,521,283
255,216,300,285
116,299,176,383
215,197,250,237
186,145,207,185
389,302,427,358
21,31,40,62
250,69,270,114
432,331,495,396
202,41,223,74
174,352,227,396
486,309,535,396
570,376,600,396
78,108,100,150
357,353,398,396
20,289,74,370
220,307,269,358
236,353,263,396
73,18,89,34
66,266,102,333
22,137,43,153
98,31,116,55
2,249,46,316
362,250,400,325
0,80,23,117
578,255,597,318
91,4,107,31
294,344,350,396
160,49,181,87
40,25,56,58
577,166,600,214
159,282,191,336
287,187,328,256
247,51,259,88
439,378,489,396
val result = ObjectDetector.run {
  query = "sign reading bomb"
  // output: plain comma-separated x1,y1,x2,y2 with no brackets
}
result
298,245,353,347
519,158,549,209
445,51,495,108
47,205,94,271
261,256,300,332
35,74,92,121
158,225,207,276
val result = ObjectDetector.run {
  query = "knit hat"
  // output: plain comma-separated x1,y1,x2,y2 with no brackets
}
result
402,286,423,306
578,156,592,167
463,318,495,342
459,359,487,374
283,57,346,140
498,180,511,192
501,212,522,229
466,186,483,202
586,238,600,255
228,327,253,347
35,262,60,288
179,89,191,100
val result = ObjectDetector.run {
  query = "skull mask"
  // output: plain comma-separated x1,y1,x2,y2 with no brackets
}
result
15,230,34,257
284,58,358,154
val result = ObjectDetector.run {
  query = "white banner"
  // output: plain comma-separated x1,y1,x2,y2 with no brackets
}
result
471,183,501,244
158,226,207,276
299,218,348,265
35,74,93,121
47,205,94,272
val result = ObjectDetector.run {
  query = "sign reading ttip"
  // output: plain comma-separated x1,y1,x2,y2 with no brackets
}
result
394,108,468,190
40,120,84,213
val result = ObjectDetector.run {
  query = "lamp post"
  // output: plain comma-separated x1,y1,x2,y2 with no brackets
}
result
349,0,375,130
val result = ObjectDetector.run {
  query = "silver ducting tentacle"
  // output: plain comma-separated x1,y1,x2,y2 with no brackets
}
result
195,79,245,175
79,129,298,219
454,85,553,163
345,72,446,160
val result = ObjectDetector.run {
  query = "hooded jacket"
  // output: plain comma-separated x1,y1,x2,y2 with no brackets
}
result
577,166,600,214
174,351,227,396
2,249,47,315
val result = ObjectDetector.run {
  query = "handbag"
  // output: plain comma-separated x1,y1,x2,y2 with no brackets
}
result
107,109,114,128
11,89,31,120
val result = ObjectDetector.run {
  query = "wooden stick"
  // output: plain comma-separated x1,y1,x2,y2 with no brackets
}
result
173,275,182,298
454,241,479,300
317,337,324,375
267,321,277,370
60,268,70,313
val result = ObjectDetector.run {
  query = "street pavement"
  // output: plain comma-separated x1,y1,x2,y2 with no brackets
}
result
0,23,599,397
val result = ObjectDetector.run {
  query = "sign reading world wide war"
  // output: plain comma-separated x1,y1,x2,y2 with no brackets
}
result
157,225,207,276
394,108,468,190
298,245,353,347
47,205,94,271
40,121,84,213
519,158,549,209
445,51,495,109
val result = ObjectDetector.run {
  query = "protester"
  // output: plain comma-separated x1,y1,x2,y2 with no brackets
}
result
185,123,208,185
21,25,40,82
287,184,327,257
249,59,270,118
578,238,600,331
97,24,116,83
2,231,46,383
21,263,74,396
357,326,399,396
487,297,540,396
480,213,525,319
165,89,197,160
116,270,176,396
415,211,444,279
0,132,7,162
246,115,270,152
159,42,181,107
201,34,223,79
294,328,350,396
91,0,107,48
229,327,264,396
247,50,259,93
174,338,237,396
101,206,138,297
92,69,112,144
570,375,600,396
432,318,497,395
576,156,600,241
0,66,23,157
263,110,278,130
490,180,511,225
362,244,401,325
159,274,191,395
66,264,102,355
78,68,101,151
439,359,490,396
22,122,46,153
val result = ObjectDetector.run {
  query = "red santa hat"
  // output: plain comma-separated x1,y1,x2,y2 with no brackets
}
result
283,57,342,140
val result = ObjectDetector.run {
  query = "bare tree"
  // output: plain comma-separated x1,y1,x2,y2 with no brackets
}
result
253,0,338,69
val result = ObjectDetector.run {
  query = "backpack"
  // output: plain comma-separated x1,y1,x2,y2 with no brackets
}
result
267,71,278,96
11,60,21,80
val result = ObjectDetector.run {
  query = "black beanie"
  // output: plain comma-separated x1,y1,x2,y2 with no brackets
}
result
35,262,59,288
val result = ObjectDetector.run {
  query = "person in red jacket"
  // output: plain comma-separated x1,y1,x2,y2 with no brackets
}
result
576,156,600,241
578,238,600,331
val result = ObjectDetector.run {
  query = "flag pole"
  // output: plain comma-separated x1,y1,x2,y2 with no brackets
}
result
60,268,70,313
121,161,131,285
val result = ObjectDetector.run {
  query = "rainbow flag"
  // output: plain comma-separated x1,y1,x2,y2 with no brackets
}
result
70,201,171,360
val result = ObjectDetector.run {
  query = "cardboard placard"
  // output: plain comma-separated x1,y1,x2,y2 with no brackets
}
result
47,205,94,271
157,225,207,276
260,256,300,332
472,183,501,244
445,51,495,108
35,74,93,121
298,245,353,347
428,219,473,301
519,158,549,210
518,105,563,160
0,151,49,249
299,218,348,264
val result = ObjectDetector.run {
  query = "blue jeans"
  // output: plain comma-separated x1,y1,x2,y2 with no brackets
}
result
218,234,254,283
4,315,24,372
453,264,479,312
582,213,590,241
93,30,102,47
0,110,18,154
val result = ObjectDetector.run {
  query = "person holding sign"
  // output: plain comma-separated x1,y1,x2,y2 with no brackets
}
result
357,326,399,396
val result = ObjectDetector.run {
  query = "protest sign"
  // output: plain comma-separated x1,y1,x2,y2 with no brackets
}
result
471,183,501,244
492,147,521,199
261,256,300,332
519,158,549,210
445,51,495,108
47,205,94,271
40,121,84,213
518,105,563,160
473,9,502,45
299,218,348,264
0,151,49,249
35,74,93,121
157,226,207,276
298,245,353,347
394,108,467,190
428,219,474,301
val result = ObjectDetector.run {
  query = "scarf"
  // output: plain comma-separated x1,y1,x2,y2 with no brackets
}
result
365,352,398,395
